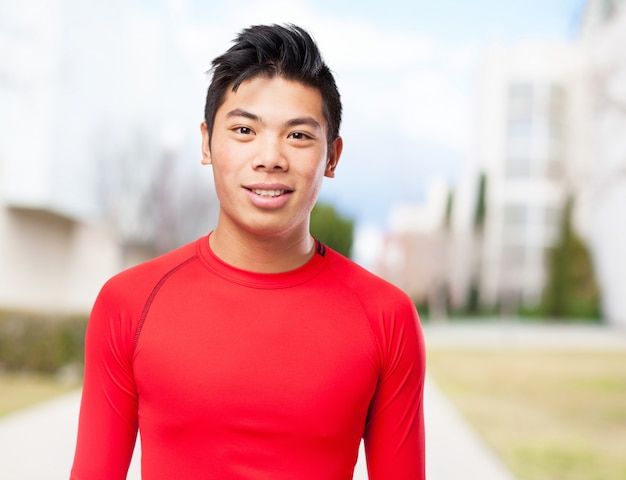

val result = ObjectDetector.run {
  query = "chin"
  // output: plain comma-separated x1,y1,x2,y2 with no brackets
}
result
244,219,304,240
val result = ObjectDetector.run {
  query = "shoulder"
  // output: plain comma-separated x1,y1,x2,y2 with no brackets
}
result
96,239,201,309
323,247,424,370
322,248,421,340
324,247,415,310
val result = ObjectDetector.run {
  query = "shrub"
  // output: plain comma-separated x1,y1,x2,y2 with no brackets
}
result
0,310,87,374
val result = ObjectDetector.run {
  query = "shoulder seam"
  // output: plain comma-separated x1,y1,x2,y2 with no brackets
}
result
132,255,198,353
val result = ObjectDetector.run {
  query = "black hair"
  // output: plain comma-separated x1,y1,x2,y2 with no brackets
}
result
204,24,342,153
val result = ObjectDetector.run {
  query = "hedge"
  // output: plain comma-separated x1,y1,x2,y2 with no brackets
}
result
0,310,87,374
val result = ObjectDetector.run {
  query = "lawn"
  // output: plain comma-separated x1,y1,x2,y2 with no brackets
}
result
427,348,626,480
0,372,80,418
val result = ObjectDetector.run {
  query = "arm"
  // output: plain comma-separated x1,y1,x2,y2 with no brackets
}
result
363,299,426,480
70,280,139,480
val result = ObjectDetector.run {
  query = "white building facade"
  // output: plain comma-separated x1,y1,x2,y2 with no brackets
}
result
453,41,579,314
574,0,626,325
450,0,626,325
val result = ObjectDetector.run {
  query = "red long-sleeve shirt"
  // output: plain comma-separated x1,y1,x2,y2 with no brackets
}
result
70,236,426,479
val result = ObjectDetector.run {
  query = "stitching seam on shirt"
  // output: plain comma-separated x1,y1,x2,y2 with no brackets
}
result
132,256,198,353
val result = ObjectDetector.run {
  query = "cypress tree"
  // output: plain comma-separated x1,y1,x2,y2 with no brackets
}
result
541,196,601,320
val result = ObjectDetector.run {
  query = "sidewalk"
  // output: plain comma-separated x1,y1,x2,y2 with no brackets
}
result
424,319,626,350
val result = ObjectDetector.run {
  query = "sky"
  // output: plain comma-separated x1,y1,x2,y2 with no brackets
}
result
1,0,586,235
139,0,586,228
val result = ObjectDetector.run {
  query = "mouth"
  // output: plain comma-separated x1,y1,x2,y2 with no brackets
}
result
248,188,292,198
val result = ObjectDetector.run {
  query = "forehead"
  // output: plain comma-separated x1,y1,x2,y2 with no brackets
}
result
218,76,326,125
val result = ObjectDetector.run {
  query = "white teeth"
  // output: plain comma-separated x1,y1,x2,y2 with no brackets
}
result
253,189,285,197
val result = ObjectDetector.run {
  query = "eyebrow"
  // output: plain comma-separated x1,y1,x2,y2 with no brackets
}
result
285,116,322,130
226,109,322,130
226,108,260,122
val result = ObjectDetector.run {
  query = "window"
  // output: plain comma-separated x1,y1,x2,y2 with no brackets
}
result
507,82,534,121
505,82,535,178
504,204,529,226
505,154,531,177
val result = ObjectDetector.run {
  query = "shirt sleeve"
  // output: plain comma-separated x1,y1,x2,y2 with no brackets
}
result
363,296,426,480
70,279,139,480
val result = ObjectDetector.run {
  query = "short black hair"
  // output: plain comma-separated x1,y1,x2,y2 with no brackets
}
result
204,24,342,153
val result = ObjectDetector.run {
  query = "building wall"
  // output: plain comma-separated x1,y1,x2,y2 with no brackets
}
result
576,1,626,325
376,180,450,317
0,203,151,315
64,220,123,313
0,1,206,316
0,1,157,315
0,207,75,312
457,5,626,324
469,42,578,313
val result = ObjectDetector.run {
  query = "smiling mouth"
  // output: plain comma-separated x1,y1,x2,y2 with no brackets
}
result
250,189,291,198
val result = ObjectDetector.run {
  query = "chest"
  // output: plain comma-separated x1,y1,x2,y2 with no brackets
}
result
132,281,379,441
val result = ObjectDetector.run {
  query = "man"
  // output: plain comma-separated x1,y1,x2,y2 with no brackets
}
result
71,24,425,479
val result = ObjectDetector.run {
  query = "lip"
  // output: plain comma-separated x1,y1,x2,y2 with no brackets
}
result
243,183,294,209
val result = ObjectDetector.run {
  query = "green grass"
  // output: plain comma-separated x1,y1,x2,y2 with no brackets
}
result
0,372,80,418
426,349,626,480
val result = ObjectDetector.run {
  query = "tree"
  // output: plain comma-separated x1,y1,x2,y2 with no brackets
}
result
310,203,354,258
465,172,487,315
541,196,600,320
473,172,487,231
95,123,218,261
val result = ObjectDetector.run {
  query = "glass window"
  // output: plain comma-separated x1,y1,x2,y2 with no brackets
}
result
505,154,531,177
505,82,535,178
507,82,534,121
504,204,529,226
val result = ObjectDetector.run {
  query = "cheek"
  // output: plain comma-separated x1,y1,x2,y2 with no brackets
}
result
209,159,238,203
298,151,328,177
300,163,327,200
210,144,241,178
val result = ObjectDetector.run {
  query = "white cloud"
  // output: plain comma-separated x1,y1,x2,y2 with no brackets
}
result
398,70,471,149
314,19,437,69
178,1,474,156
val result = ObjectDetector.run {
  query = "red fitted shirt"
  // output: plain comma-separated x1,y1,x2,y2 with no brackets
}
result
70,236,425,479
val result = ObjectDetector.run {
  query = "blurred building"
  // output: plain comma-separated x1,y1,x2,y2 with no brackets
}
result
0,207,119,314
370,41,587,320
376,179,451,317
0,1,221,315
450,41,580,315
573,0,626,325
0,0,157,315
448,0,626,325
350,0,626,325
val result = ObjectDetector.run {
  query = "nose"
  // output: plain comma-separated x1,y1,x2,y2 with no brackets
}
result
253,136,288,171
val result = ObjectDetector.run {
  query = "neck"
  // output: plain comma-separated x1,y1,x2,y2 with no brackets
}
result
209,225,315,274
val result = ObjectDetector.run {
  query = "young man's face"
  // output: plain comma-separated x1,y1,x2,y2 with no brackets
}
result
201,76,342,240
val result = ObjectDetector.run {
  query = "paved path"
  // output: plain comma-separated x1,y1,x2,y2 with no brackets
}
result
424,319,626,350
10,320,618,479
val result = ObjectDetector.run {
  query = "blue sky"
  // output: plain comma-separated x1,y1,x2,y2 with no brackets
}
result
180,0,585,40
308,0,585,40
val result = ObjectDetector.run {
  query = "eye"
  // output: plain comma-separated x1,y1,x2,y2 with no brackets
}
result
288,131,312,140
234,126,254,135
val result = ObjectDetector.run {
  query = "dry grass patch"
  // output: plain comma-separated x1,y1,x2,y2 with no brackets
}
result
427,348,626,480
0,372,79,418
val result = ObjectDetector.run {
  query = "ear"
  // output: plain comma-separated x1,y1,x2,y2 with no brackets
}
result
324,136,343,178
200,121,212,165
